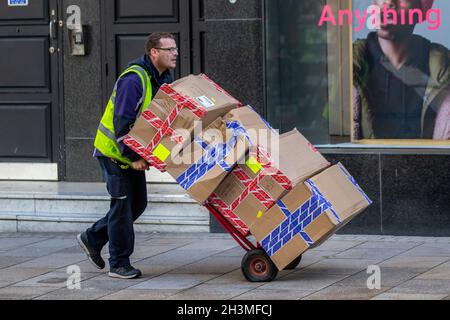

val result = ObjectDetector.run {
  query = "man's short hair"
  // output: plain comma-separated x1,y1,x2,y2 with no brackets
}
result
145,32,176,54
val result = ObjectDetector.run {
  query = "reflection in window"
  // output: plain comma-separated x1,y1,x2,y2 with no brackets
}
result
265,0,349,144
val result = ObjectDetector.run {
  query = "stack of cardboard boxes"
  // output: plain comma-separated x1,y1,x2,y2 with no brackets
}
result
124,74,372,271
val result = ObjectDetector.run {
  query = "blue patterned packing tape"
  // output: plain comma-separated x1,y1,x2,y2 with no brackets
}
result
176,121,251,191
260,183,335,257
336,163,373,205
247,105,274,132
260,166,371,257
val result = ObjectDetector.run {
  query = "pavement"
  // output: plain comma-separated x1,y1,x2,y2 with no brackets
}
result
0,232,450,300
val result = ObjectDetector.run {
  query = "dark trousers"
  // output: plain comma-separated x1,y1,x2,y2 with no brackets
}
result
86,157,147,268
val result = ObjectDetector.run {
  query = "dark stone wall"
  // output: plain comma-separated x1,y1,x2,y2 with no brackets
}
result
329,153,450,236
62,0,103,182
211,152,450,236
203,0,264,114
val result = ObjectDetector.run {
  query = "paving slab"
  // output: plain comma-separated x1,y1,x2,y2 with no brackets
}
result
26,238,78,248
371,292,448,300
0,267,52,285
354,241,422,250
129,273,217,290
0,256,33,269
136,248,222,268
130,244,184,260
309,240,363,252
0,237,51,250
379,255,449,270
334,267,425,287
295,253,331,269
0,233,53,238
13,253,87,269
80,274,147,291
99,289,181,300
55,245,91,254
168,256,241,275
302,285,391,300
300,249,342,260
12,270,98,288
300,258,380,275
138,237,194,247
415,261,450,280
0,246,67,258
55,259,105,274
203,269,263,287
387,279,450,295
210,246,247,258
179,239,238,252
33,287,113,300
232,289,314,300
132,263,178,277
399,243,450,257
333,247,407,260
165,283,252,300
259,272,348,291
0,286,57,300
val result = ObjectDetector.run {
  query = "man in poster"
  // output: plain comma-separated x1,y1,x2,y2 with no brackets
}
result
353,0,450,140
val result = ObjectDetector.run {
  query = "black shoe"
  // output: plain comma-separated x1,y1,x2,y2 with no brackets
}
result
76,232,105,270
108,265,142,279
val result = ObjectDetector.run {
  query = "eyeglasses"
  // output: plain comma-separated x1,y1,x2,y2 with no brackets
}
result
155,47,178,54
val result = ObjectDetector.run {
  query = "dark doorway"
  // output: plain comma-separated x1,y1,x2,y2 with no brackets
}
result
0,0,63,169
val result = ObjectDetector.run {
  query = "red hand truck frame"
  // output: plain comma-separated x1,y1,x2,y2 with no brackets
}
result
204,203,302,282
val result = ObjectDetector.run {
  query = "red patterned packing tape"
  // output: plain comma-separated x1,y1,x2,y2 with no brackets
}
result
208,145,293,236
198,74,242,104
124,74,241,172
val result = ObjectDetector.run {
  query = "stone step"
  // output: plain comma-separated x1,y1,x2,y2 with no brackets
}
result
0,182,210,233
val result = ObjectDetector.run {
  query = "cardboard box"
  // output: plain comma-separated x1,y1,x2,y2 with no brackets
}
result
124,74,241,171
250,163,372,270
207,128,330,236
166,105,277,204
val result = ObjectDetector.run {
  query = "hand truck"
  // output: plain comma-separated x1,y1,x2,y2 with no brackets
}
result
204,203,302,282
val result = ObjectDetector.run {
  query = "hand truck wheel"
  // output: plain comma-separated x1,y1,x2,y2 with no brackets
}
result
241,249,278,282
283,254,302,270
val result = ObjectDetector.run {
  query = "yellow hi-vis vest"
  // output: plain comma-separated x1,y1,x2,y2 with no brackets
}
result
94,65,153,166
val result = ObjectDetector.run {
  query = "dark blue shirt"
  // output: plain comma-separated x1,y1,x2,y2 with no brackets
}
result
365,32,431,139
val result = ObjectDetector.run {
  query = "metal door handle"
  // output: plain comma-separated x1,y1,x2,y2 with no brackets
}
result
49,19,57,39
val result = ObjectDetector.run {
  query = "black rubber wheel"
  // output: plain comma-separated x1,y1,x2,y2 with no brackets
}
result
283,255,302,270
241,249,278,282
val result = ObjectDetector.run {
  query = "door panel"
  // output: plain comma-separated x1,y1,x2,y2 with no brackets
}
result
0,0,47,23
116,0,178,22
0,36,50,90
0,104,50,157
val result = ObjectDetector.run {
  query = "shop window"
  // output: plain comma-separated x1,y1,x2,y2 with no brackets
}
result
265,0,450,146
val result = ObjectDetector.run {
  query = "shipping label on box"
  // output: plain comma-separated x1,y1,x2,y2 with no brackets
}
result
124,74,241,171
250,163,372,270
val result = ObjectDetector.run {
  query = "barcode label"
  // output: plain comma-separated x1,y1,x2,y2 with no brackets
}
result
8,0,28,6
195,96,215,108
